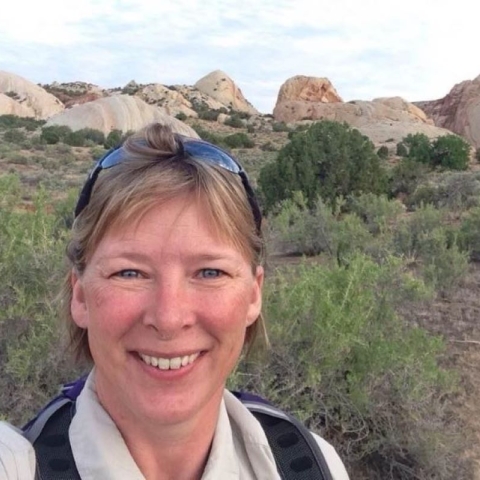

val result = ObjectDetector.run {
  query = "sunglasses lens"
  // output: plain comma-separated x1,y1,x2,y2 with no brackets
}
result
183,141,241,173
99,147,127,169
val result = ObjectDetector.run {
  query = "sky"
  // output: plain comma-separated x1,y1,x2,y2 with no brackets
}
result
0,0,478,114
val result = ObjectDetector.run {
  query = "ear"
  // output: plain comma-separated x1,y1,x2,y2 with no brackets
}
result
246,266,264,327
70,270,89,329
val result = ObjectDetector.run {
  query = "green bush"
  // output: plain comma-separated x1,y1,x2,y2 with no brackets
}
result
224,114,244,128
258,120,388,212
223,132,254,149
348,193,404,234
3,129,27,144
0,177,84,424
104,129,123,149
393,205,468,291
377,145,389,159
267,192,372,261
272,121,291,132
430,134,470,170
396,141,408,156
0,115,45,131
389,157,430,197
408,172,480,211
404,133,432,164
40,125,72,144
175,112,187,121
233,254,465,478
458,206,480,260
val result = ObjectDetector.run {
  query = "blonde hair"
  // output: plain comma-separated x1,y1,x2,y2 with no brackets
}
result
60,123,266,362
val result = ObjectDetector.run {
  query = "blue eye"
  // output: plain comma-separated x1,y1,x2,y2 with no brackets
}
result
199,269,222,279
116,270,141,278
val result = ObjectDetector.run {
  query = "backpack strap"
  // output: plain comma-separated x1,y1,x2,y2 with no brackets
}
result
23,380,332,480
234,392,333,480
23,399,80,480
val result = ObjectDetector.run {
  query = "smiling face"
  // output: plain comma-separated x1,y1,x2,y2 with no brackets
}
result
70,195,263,428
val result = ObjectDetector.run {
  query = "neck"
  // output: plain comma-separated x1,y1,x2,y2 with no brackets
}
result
97,386,223,480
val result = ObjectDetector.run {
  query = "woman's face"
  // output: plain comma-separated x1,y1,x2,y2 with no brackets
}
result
70,195,263,427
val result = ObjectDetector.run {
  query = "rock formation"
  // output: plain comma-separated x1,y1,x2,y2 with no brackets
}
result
135,84,198,118
0,71,64,118
0,93,34,117
43,81,105,108
414,75,480,148
276,75,342,104
45,95,198,137
273,75,452,145
194,70,258,115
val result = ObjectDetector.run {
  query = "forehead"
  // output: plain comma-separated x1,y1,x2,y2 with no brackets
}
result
94,195,247,260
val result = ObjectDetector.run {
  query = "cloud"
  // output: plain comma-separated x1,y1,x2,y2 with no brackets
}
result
0,0,478,113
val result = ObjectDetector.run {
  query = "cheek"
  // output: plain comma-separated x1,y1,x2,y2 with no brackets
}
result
85,285,146,337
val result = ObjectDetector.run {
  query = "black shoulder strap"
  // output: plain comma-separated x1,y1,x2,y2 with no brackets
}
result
244,400,333,480
23,398,80,480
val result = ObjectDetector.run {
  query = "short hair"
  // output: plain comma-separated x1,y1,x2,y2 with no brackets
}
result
59,123,267,362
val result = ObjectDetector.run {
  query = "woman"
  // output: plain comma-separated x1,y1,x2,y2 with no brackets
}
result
0,123,349,479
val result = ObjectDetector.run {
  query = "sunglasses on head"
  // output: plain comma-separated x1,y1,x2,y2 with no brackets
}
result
74,134,262,233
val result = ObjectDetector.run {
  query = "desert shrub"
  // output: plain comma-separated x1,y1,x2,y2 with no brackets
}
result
190,124,228,149
233,254,466,478
393,205,468,291
40,125,72,144
458,206,480,261
224,114,244,128
76,128,105,145
396,141,408,156
267,192,372,262
258,120,388,212
260,141,277,152
272,121,291,132
348,193,404,234
389,157,430,197
0,115,44,131
404,133,432,164
408,172,480,211
62,128,105,147
175,112,187,121
475,148,480,162
3,129,26,144
0,177,84,425
6,153,30,165
223,132,254,149
377,145,389,159
104,129,123,149
430,134,470,170
198,109,220,121
246,124,255,134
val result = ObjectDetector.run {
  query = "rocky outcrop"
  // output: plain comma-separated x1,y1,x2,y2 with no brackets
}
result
43,81,105,108
135,84,198,118
276,76,342,104
0,93,35,117
272,75,449,145
45,95,198,137
414,75,480,148
194,70,258,115
0,71,64,119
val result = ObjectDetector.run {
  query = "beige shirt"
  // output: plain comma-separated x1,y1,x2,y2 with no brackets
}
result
0,373,349,479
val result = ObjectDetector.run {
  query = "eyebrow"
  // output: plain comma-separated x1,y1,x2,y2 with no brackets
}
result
98,250,239,264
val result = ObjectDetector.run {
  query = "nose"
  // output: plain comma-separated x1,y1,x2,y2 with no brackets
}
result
143,276,194,339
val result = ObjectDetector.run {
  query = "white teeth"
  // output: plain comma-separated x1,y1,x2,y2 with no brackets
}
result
140,352,200,371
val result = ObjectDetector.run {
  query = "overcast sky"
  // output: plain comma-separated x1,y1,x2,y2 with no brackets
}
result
0,0,477,113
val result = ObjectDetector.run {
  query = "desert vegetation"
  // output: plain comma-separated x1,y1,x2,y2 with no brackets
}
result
0,115,479,479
